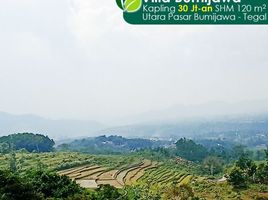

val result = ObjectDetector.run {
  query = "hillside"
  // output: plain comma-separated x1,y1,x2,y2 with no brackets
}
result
1,111,268,148
0,132,267,199
0,133,55,152
99,116,268,147
1,150,267,199
58,135,172,154
0,112,105,139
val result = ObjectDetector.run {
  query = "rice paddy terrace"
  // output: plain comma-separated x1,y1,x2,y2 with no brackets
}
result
58,159,156,188
58,159,194,189
0,152,194,189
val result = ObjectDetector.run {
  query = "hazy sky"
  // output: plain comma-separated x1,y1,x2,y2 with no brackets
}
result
0,0,267,122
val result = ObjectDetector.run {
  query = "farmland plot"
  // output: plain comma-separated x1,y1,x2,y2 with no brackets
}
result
58,159,157,189
57,157,195,189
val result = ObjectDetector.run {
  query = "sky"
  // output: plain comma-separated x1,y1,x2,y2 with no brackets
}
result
0,0,267,122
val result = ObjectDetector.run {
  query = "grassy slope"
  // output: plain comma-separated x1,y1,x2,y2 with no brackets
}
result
191,180,268,200
0,152,142,173
1,152,267,199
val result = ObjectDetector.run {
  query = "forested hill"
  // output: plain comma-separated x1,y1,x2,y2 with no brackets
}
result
0,133,55,153
58,135,172,154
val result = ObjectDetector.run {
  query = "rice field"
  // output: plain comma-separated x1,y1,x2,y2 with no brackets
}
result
58,158,194,189
0,152,194,189
58,159,158,188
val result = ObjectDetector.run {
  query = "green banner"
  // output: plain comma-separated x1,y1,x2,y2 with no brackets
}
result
116,0,268,24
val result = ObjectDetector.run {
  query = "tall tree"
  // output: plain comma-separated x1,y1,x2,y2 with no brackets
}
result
203,156,223,176
175,138,208,162
228,167,247,188
9,152,17,173
265,148,268,162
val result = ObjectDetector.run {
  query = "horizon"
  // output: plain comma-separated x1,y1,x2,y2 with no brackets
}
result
1,98,268,123
1,101,268,140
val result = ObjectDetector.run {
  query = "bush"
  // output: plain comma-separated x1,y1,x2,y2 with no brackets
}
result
0,170,43,200
93,185,127,200
228,167,247,188
28,170,82,198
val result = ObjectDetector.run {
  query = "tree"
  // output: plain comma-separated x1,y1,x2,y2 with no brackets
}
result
265,148,268,162
228,167,247,188
0,133,55,152
229,152,268,186
255,147,268,184
255,150,263,161
29,170,82,198
175,138,208,162
93,184,126,200
9,152,17,173
255,163,268,184
235,156,257,180
60,143,71,151
0,169,89,199
0,170,42,200
162,184,194,200
232,145,246,160
203,156,223,176
0,142,10,154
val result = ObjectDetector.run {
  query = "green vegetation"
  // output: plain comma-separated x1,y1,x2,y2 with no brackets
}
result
0,152,143,173
0,169,83,200
0,133,268,199
0,169,130,200
29,170,82,198
0,133,54,153
175,138,208,162
58,135,171,154
202,156,223,176
227,153,268,188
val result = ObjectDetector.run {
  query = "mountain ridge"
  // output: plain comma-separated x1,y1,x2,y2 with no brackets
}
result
0,111,105,139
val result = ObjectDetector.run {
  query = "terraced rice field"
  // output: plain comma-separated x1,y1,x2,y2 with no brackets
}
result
58,159,193,189
140,164,193,187
0,152,144,174
58,159,158,188
0,152,194,190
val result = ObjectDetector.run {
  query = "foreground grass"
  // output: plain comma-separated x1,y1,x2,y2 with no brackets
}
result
191,178,268,199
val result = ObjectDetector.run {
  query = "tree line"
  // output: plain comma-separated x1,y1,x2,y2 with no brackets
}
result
0,133,55,153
